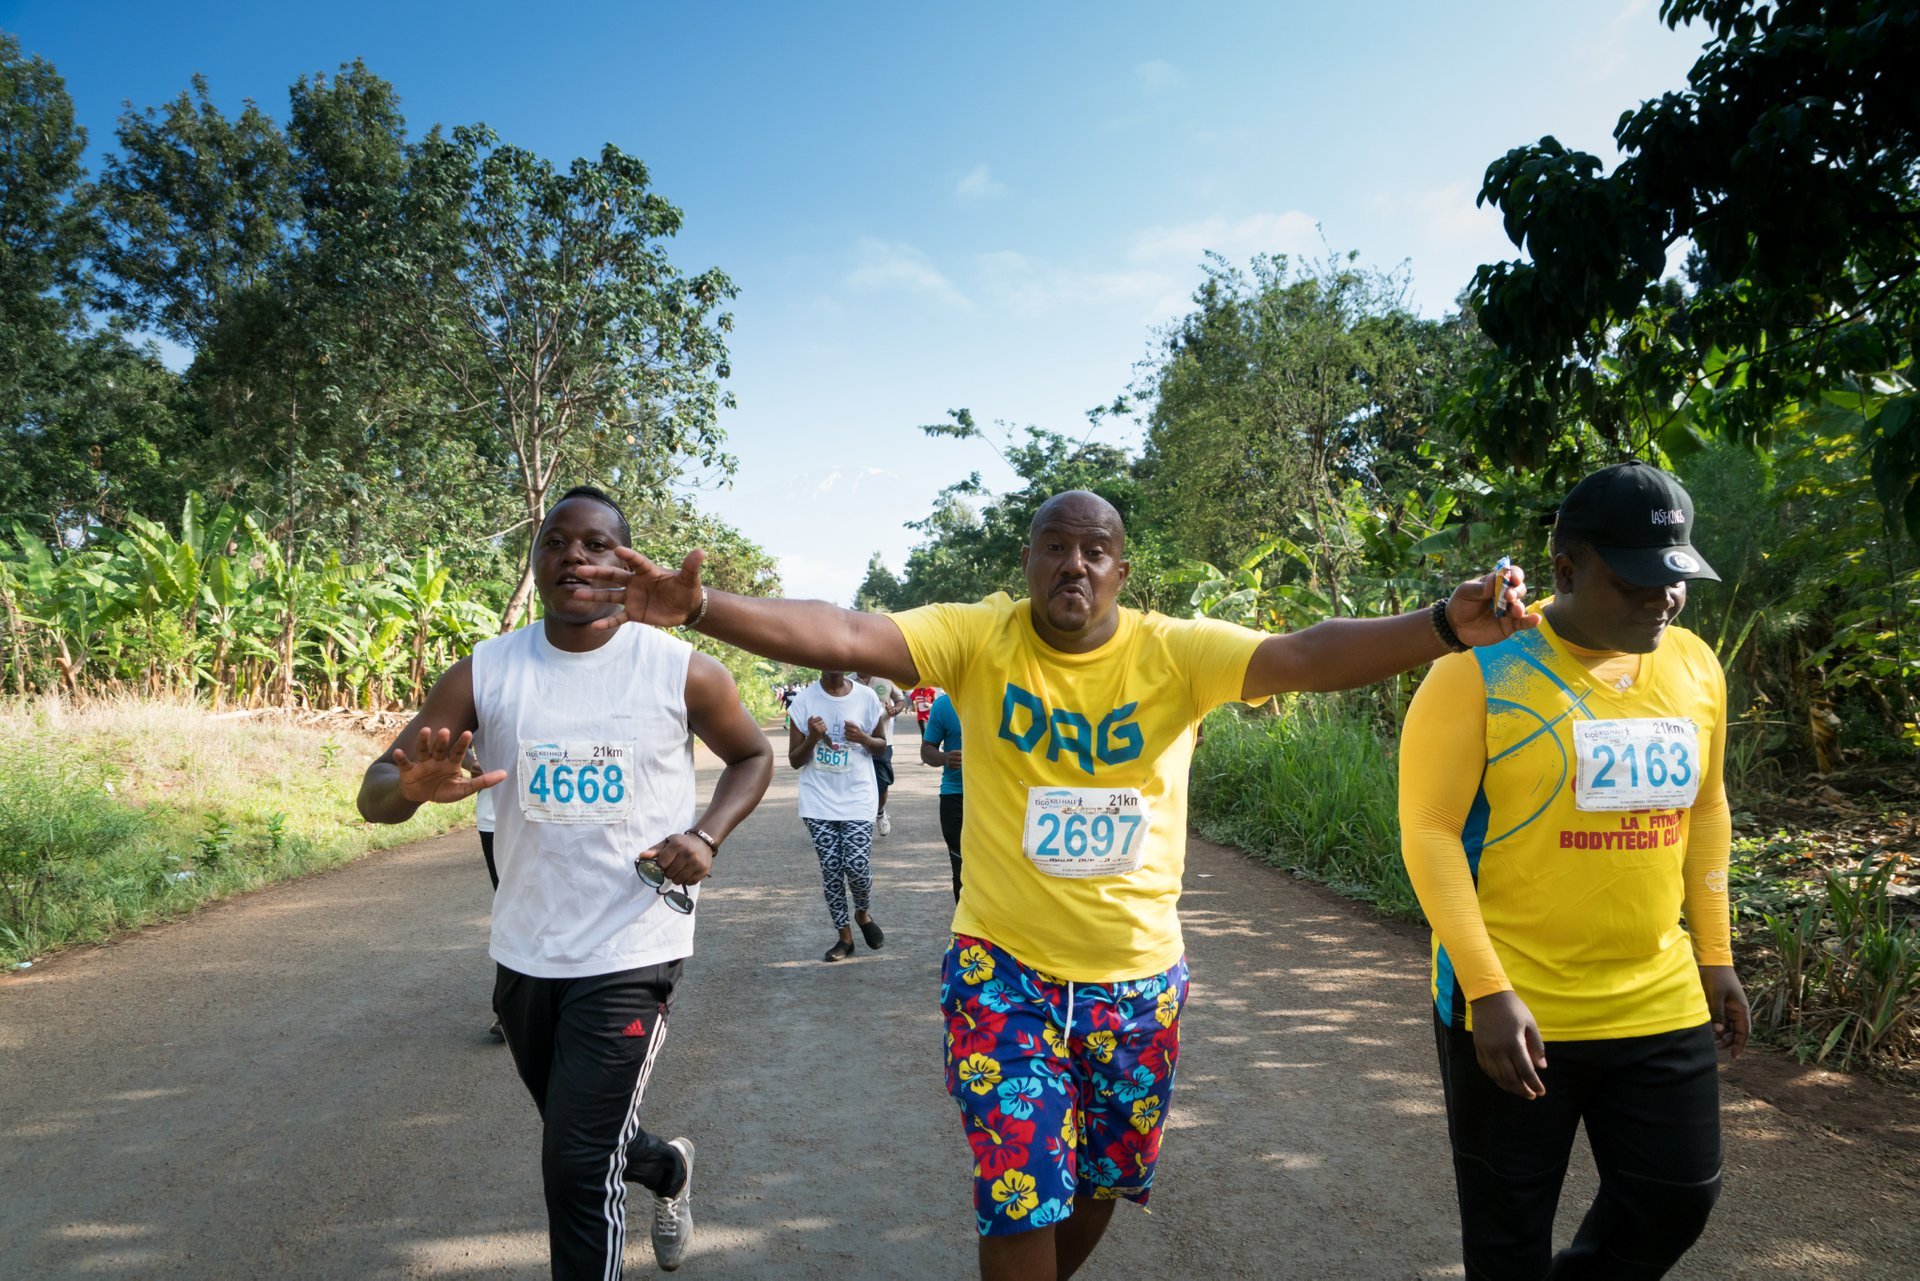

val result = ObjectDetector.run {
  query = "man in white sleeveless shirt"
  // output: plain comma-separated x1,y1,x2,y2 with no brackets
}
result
358,487,773,1279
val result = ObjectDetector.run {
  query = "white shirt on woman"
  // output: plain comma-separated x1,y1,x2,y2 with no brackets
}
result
789,680,883,822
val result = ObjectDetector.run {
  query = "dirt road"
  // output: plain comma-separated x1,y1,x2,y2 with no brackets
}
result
5,725,1918,1278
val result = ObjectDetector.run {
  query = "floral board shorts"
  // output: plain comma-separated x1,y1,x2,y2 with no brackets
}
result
939,933,1190,1236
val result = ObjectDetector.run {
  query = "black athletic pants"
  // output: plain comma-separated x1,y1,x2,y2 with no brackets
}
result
938,792,964,902
495,961,687,1281
1435,1012,1722,1280
479,830,498,890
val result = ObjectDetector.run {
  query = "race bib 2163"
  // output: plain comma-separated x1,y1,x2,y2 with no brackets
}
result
1572,719,1702,812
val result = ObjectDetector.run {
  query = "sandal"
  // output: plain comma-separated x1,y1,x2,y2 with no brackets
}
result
823,938,855,963
858,916,885,950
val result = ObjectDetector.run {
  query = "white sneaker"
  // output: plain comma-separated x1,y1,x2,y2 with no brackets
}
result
878,812,891,836
652,1137,694,1271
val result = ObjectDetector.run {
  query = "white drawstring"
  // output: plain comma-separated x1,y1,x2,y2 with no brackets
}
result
1064,980,1075,1035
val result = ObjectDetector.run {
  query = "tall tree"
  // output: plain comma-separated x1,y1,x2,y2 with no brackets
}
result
91,75,296,350
1464,0,1920,538
0,32,191,537
1138,253,1459,610
400,125,739,628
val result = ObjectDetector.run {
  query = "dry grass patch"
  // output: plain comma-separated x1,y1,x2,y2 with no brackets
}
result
0,697,467,966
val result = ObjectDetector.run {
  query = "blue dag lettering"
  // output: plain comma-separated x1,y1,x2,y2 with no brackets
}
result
996,682,1142,772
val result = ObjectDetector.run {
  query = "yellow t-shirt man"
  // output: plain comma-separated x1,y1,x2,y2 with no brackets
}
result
1398,611,1733,1040
893,594,1266,982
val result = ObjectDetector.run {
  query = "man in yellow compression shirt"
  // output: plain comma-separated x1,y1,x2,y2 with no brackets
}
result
1399,461,1749,1281
568,490,1533,1281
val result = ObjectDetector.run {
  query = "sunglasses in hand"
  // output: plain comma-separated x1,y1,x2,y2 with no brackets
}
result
634,857,695,915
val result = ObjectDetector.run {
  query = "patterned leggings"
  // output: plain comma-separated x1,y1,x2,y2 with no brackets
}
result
802,818,874,929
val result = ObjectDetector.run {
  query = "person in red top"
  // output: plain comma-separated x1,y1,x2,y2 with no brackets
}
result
910,685,938,728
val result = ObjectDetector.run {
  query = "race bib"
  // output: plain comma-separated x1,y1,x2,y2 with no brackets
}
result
518,740,636,824
1022,787,1150,878
1572,719,1702,812
812,740,854,773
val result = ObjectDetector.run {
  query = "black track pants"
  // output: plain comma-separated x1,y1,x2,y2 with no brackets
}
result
1435,1012,1723,1280
938,792,964,903
495,962,687,1281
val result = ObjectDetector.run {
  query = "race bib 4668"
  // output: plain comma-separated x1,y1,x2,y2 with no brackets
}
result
518,740,636,824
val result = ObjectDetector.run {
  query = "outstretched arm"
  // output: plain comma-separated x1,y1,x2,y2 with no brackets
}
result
570,549,919,684
357,658,506,824
642,652,775,887
1243,566,1534,700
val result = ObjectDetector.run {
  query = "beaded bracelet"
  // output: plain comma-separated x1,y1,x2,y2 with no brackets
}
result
1430,598,1468,653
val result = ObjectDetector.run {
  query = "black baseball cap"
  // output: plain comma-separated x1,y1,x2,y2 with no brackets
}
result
1554,461,1720,586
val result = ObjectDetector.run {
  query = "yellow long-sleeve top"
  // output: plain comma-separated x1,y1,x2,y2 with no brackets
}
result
1398,612,1733,1040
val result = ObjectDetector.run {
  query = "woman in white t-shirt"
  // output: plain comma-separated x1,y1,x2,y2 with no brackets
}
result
788,671,890,961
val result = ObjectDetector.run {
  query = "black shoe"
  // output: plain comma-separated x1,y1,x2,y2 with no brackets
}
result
858,916,885,950
823,938,855,962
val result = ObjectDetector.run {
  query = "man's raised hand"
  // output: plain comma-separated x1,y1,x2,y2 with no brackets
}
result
1447,563,1538,648
391,727,506,805
571,548,707,631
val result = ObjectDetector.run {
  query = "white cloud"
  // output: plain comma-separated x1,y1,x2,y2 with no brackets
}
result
844,237,972,308
813,464,903,496
1135,59,1183,92
1408,181,1505,247
1591,0,1659,81
974,249,1180,318
1126,210,1322,268
954,163,1006,200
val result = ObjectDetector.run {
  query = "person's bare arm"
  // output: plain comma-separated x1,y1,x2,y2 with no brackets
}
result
789,717,825,770
1242,567,1534,700
645,652,774,887
357,659,505,823
570,548,919,684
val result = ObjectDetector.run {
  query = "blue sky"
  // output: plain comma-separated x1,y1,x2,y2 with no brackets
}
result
4,1,1708,602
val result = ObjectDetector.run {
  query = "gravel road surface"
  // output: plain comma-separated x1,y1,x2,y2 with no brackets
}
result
5,723,1918,1279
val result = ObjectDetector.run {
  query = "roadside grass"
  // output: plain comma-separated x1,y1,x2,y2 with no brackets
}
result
0,698,469,967
1189,697,1418,919
1190,697,1919,1073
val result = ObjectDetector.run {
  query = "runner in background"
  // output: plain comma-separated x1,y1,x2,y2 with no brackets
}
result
1399,461,1745,1281
357,486,773,1279
920,691,964,902
911,683,938,730
567,489,1531,1281
857,671,907,834
790,671,889,962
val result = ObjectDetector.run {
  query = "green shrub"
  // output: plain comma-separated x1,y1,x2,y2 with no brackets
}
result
0,698,471,966
1189,697,1416,918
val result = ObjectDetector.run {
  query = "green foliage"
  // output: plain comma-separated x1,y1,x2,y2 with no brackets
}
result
398,124,739,627
1188,699,1416,917
0,704,468,964
1751,857,1920,1069
1463,0,1920,540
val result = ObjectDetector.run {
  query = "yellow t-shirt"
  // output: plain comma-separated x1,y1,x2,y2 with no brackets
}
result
1397,612,1733,1040
891,595,1266,981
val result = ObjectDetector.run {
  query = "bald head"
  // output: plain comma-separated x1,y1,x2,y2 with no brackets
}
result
1028,491,1126,552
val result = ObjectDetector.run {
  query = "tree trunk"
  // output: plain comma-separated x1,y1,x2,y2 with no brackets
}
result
499,564,535,633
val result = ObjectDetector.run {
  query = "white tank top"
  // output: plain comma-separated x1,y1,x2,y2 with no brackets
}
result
472,621,696,978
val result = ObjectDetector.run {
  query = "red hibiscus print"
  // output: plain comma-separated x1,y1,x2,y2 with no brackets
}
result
1105,1127,1159,1181
948,999,1006,1058
968,1109,1037,1179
